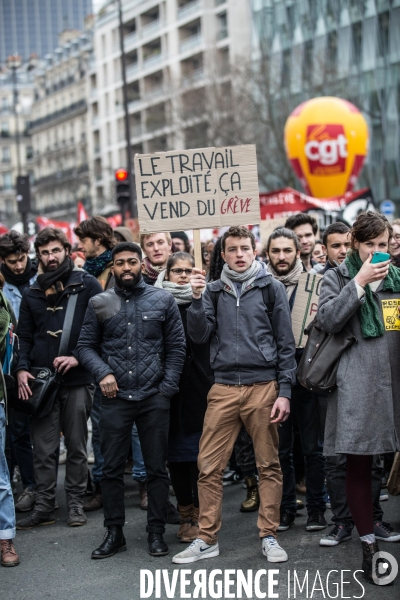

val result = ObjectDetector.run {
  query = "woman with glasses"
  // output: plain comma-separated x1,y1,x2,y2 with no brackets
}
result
155,252,213,544
388,218,400,267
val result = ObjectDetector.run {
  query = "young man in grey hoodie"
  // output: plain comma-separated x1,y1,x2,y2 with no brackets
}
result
172,226,296,564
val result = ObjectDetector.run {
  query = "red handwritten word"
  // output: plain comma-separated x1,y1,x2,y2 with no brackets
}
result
220,197,251,215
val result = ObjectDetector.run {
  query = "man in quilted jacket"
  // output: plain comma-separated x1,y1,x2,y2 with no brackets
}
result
76,242,186,559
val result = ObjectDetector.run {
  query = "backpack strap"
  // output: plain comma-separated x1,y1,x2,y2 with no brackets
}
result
261,281,276,323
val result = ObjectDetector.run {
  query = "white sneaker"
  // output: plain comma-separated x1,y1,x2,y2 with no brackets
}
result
262,536,288,563
172,538,219,564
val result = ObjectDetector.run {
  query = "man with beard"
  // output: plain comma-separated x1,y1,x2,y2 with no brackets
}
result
285,214,323,273
76,242,185,559
140,232,172,285
15,228,103,529
74,216,116,290
0,231,38,513
266,228,326,534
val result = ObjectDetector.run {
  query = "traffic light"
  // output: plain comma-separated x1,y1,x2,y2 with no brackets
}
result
115,168,130,212
16,175,31,213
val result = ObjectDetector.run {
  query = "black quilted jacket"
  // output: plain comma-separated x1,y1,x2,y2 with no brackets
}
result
76,279,186,401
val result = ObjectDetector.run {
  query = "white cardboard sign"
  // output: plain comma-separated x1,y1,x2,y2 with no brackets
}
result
134,145,260,232
292,272,323,348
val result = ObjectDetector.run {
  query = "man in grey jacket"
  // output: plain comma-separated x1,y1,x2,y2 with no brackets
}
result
172,226,296,565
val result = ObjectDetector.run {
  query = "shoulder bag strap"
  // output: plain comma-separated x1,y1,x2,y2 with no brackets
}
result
58,292,78,357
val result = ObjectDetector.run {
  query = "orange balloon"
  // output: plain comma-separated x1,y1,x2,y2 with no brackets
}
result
284,97,369,198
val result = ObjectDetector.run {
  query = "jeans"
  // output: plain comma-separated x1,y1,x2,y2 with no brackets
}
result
0,404,16,539
100,393,170,533
279,385,326,516
326,454,384,527
31,385,94,512
9,409,35,490
131,423,147,481
90,387,104,484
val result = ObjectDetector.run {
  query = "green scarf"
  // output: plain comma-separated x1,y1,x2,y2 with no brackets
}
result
345,250,400,338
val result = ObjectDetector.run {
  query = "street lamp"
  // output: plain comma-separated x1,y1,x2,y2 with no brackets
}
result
6,54,22,176
6,54,29,234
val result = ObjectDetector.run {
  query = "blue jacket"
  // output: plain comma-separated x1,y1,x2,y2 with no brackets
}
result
76,279,186,401
2,276,37,321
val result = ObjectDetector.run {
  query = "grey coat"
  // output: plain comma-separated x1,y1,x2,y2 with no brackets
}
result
318,262,400,455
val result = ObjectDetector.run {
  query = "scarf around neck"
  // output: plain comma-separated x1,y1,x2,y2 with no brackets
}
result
267,258,303,299
345,250,400,338
221,260,262,297
1,257,38,289
37,256,74,297
154,270,193,305
83,249,112,279
142,257,165,281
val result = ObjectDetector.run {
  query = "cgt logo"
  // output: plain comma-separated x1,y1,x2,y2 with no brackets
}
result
305,124,348,175
372,551,398,586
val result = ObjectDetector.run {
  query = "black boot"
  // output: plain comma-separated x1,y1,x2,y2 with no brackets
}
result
148,533,169,557
361,540,379,584
91,525,126,559
83,482,103,512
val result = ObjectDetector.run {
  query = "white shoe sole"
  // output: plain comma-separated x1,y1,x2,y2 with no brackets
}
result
263,551,288,563
320,535,351,546
172,549,219,564
375,534,400,542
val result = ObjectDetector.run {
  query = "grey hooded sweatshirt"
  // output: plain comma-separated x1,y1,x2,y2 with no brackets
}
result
186,265,296,399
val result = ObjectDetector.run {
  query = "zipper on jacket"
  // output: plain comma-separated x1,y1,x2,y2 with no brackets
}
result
236,295,240,385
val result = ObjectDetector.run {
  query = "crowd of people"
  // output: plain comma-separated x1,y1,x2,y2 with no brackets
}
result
0,212,399,586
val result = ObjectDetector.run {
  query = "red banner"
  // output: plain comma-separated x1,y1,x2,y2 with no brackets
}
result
259,187,372,220
36,216,76,244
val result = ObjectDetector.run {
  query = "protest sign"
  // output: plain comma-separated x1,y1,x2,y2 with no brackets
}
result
291,272,323,347
134,145,260,233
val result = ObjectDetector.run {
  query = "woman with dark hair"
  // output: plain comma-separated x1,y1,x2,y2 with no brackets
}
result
155,252,213,543
208,238,225,282
318,212,400,583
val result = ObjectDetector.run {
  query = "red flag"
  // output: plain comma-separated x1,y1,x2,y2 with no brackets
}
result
77,201,89,224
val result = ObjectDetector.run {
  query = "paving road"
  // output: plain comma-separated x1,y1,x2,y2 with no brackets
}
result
4,468,400,600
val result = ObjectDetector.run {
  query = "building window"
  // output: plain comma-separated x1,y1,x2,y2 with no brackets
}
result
1,97,9,112
3,172,12,190
1,121,9,136
217,12,228,40
26,146,34,160
2,147,10,163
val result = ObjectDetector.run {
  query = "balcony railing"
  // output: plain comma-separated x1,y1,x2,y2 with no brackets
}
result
130,124,142,138
182,67,204,87
178,1,201,21
126,62,139,79
124,31,138,50
217,27,228,40
143,53,164,69
29,100,87,131
143,85,165,100
128,97,141,110
141,20,161,40
179,34,202,54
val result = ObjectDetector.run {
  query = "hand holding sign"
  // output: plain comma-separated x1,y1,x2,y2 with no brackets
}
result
190,268,206,299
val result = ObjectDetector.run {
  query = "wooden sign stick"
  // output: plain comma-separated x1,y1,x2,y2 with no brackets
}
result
193,229,202,270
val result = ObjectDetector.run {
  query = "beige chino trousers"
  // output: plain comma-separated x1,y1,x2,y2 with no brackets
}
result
197,381,282,545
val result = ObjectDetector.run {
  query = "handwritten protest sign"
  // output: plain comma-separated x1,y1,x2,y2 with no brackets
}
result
292,272,323,348
134,145,260,232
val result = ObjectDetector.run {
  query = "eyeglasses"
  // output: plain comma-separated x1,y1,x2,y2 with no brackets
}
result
170,268,193,275
393,235,400,241
39,247,64,257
